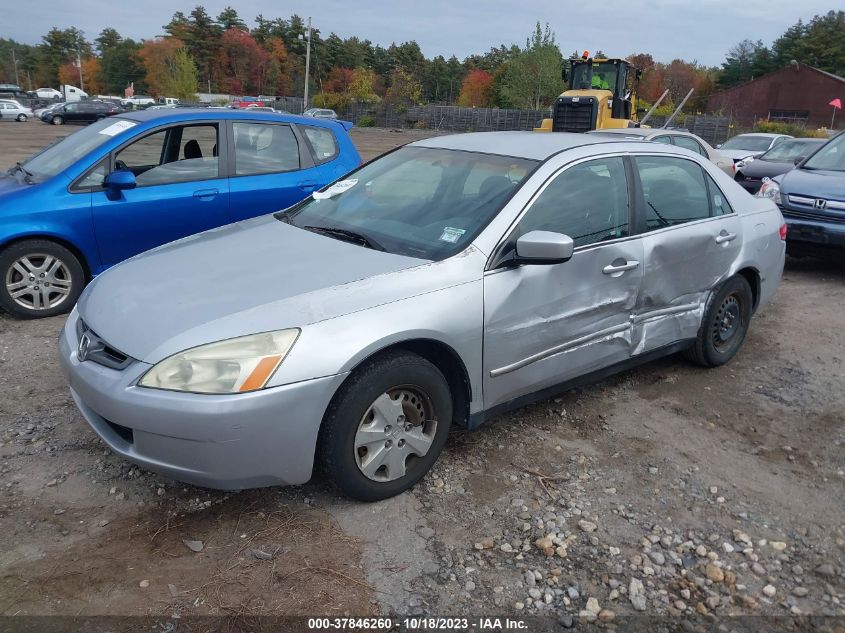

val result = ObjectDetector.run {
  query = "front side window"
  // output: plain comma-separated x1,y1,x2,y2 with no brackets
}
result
284,146,537,260
233,122,300,175
74,159,108,191
803,133,845,171
636,156,711,228
116,124,219,186
19,117,135,183
515,156,630,248
302,126,338,163
673,136,707,157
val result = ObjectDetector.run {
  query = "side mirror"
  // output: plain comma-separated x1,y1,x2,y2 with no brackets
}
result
562,68,569,82
104,169,136,192
514,231,574,265
793,156,805,166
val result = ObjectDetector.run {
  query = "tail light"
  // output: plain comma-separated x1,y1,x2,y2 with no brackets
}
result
779,223,787,240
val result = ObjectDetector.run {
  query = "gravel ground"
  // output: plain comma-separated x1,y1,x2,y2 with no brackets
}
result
0,120,842,629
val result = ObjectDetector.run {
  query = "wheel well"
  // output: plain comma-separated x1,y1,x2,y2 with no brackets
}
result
1,236,91,280
736,267,761,312
345,339,472,428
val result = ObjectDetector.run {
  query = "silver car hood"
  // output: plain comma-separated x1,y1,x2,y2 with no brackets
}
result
78,215,431,363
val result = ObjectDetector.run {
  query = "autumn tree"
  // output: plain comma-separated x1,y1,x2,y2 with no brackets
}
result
139,37,198,98
457,69,493,107
349,67,379,102
497,22,564,109
215,28,269,94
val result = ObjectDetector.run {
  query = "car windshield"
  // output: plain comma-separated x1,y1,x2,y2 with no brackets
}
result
19,117,137,183
760,139,822,162
802,133,845,171
720,136,774,151
283,146,537,260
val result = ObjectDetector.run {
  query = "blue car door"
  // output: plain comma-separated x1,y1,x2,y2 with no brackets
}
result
227,120,333,222
91,121,230,268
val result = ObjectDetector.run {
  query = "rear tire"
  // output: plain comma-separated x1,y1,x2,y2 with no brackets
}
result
317,350,452,501
0,240,85,319
684,275,753,367
51,116,63,125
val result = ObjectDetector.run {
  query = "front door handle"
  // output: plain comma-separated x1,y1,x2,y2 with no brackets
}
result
193,188,219,200
715,231,737,244
298,180,318,192
602,260,640,275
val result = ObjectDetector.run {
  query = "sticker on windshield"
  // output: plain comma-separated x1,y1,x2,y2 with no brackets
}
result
439,227,466,243
98,120,138,137
312,179,358,200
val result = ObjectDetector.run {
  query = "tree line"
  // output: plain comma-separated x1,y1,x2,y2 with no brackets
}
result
0,8,842,110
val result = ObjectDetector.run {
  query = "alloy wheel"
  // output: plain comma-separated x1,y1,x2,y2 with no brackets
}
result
4,254,73,311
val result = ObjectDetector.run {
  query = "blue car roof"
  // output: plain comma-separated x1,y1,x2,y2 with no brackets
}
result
118,108,345,130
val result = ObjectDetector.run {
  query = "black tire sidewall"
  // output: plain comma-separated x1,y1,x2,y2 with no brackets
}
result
701,276,753,366
319,352,453,501
0,240,85,319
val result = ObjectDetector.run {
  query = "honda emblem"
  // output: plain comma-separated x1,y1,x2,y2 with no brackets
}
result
78,333,91,362
814,198,828,210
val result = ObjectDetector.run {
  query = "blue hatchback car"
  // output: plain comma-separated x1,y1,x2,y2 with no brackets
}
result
1,109,361,318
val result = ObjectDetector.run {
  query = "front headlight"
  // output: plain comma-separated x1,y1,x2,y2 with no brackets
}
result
755,178,781,205
139,329,300,394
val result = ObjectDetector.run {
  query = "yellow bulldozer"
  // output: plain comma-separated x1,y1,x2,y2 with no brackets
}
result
535,52,643,133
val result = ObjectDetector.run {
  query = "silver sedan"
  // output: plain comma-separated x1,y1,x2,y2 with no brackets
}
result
59,132,786,501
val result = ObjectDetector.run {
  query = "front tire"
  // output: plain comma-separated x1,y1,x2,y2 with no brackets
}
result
685,275,753,367
0,240,85,319
51,116,63,125
16,114,27,122
317,351,453,501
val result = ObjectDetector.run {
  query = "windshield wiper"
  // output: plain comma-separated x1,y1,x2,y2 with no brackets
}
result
303,225,385,251
9,162,34,184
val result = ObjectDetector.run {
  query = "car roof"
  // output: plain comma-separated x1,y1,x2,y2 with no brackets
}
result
116,108,342,128
733,132,788,139
411,131,631,161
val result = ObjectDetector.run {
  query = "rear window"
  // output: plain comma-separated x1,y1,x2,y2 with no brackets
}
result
302,126,339,163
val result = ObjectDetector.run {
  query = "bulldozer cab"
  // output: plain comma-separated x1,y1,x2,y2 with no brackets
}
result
536,56,640,133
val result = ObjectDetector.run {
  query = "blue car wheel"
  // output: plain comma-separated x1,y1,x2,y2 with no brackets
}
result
0,239,84,319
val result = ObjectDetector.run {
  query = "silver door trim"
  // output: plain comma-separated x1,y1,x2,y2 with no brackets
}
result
489,322,631,378
632,302,700,324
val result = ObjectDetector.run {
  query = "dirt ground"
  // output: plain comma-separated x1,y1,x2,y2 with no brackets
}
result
0,120,842,629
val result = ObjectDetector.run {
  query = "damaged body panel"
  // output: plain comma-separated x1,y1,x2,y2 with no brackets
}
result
59,132,785,495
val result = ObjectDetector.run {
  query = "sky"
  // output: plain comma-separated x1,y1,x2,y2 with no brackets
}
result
3,0,838,66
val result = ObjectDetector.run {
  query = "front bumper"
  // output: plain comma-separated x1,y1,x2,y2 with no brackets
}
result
782,213,845,253
58,312,347,489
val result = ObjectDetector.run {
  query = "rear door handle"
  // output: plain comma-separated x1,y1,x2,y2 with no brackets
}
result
602,260,640,274
715,232,737,244
193,188,219,200
298,180,318,192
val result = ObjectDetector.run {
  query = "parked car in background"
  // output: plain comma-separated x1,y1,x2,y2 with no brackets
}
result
589,127,733,175
58,131,784,500
1,109,361,318
120,96,156,108
158,97,180,106
717,133,792,162
41,100,122,125
34,87,63,100
0,99,34,122
33,103,64,119
0,83,25,97
303,108,338,120
757,132,845,257
734,137,826,193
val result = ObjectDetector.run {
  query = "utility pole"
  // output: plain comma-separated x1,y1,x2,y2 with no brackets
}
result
303,16,312,110
77,48,84,92
11,49,20,86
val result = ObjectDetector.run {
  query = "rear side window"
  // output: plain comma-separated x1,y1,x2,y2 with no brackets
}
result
301,125,338,163
233,122,300,175
635,156,711,229
705,173,734,216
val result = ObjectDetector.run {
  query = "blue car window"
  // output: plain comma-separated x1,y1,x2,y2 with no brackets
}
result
116,124,220,186
302,126,338,163
233,122,300,175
